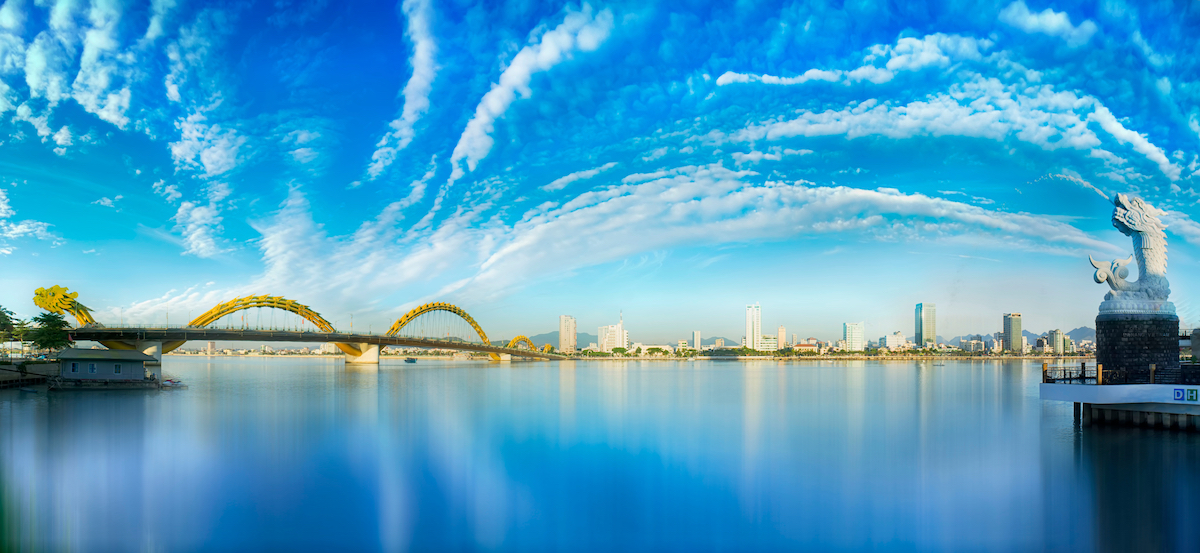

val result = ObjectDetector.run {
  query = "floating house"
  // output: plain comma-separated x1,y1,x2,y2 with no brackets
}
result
55,348,160,389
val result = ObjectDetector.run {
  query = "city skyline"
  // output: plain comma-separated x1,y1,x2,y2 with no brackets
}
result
0,1,1197,343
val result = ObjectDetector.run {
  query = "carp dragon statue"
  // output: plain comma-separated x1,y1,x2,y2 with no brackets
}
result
1088,193,1173,314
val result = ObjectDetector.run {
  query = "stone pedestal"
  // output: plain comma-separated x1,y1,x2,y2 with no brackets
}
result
1096,312,1179,384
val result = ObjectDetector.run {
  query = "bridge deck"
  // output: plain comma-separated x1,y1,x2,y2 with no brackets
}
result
71,328,567,360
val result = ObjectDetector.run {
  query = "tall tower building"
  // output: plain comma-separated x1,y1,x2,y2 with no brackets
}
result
1003,313,1022,353
843,322,865,351
915,303,936,347
559,315,577,353
745,303,762,350
778,326,787,348
692,330,701,350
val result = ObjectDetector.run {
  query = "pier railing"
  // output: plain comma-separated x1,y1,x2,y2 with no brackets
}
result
1042,362,1098,384
1044,362,1200,385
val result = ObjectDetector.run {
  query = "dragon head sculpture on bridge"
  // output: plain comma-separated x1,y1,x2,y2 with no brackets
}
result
1089,193,1173,314
33,285,97,326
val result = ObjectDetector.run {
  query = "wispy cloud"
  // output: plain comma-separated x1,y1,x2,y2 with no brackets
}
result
541,162,617,191
446,5,614,188
366,0,439,180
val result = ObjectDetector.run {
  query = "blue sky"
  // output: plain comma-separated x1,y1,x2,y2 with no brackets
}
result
1,0,1198,343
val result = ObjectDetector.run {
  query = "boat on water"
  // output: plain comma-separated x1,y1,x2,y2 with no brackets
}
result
162,379,188,389
404,358,417,364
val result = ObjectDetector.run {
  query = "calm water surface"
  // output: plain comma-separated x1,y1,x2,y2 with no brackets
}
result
2,358,1198,551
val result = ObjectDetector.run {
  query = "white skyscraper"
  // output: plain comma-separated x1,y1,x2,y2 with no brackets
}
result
745,303,762,350
692,330,701,350
559,315,577,353
598,312,628,353
843,322,865,351
777,326,787,349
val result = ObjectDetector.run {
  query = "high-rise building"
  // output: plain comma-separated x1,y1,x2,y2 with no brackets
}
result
207,341,215,355
1048,328,1065,355
915,303,936,347
598,312,628,353
692,330,701,350
843,322,865,351
777,326,787,348
714,338,725,348
1003,313,1022,353
745,303,762,350
559,315,577,353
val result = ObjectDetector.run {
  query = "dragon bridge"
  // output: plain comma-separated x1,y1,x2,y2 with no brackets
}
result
34,286,561,363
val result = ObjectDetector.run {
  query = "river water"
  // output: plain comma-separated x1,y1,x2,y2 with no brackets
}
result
1,357,1197,551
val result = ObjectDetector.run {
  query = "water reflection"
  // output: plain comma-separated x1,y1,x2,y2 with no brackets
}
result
1,358,1198,550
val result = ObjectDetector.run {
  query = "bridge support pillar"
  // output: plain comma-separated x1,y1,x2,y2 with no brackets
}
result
344,343,380,365
499,353,512,362
134,341,163,364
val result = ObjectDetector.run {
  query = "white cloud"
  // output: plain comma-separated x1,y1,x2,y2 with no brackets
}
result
152,179,182,202
641,147,668,162
1088,105,1181,181
173,199,226,257
446,5,614,187
24,31,74,104
92,194,122,208
207,163,1124,317
727,79,1100,154
53,125,71,146
1161,210,1200,246
716,67,841,86
0,187,57,247
0,186,13,218
142,0,178,43
541,161,617,191
366,0,438,180
170,113,246,177
71,0,133,128
717,34,992,87
13,102,50,137
999,1,1098,47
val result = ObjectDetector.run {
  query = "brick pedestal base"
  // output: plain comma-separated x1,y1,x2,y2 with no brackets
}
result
1096,313,1179,384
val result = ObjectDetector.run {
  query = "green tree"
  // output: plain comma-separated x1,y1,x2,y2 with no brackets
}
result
0,305,14,333
612,347,627,355
31,312,73,352
11,319,30,354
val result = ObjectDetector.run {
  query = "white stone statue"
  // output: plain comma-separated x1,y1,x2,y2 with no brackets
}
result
1089,193,1174,315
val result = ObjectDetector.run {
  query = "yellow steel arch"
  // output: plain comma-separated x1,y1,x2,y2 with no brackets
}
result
189,295,336,331
386,302,491,343
387,302,504,360
34,285,97,326
189,295,360,356
542,344,554,353
506,335,536,351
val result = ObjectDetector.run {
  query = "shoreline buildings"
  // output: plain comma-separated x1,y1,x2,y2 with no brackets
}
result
693,330,701,350
915,303,936,347
559,315,577,353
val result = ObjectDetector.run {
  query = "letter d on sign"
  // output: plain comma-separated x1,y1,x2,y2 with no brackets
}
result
1175,389,1185,401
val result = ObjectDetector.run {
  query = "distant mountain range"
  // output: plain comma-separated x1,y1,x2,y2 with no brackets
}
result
943,327,1095,346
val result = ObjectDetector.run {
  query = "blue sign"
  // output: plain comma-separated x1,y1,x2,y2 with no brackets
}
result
1173,389,1199,401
